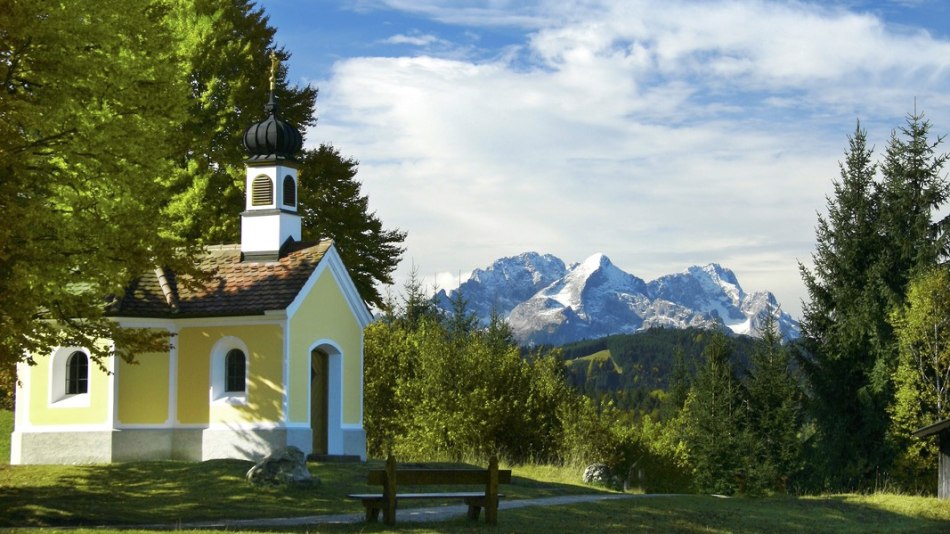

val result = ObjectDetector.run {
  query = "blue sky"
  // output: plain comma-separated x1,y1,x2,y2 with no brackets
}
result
258,0,950,319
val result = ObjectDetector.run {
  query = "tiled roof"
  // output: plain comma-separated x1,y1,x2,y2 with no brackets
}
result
114,240,333,318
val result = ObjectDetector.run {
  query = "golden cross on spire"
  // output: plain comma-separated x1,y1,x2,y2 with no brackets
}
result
269,49,279,91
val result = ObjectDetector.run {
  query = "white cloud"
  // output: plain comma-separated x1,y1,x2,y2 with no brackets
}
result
382,33,445,47
309,0,950,319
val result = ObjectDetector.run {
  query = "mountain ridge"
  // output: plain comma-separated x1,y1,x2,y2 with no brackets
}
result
435,251,799,346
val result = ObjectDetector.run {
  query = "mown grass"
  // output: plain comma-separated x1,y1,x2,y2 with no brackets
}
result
0,408,11,462
0,458,604,527
11,494,950,533
3,409,950,532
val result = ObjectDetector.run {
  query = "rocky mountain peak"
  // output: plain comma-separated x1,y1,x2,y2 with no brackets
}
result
438,252,800,346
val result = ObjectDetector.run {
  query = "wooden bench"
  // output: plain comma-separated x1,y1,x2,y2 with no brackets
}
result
347,455,512,525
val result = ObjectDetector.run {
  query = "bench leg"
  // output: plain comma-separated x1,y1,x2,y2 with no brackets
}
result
364,504,380,523
485,496,498,525
383,503,396,526
467,504,482,520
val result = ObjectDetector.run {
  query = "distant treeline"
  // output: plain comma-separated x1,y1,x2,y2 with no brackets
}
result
537,328,757,414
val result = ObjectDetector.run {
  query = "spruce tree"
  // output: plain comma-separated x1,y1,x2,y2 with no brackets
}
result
799,122,889,488
683,332,748,494
297,145,406,308
161,0,317,244
800,115,949,490
161,2,405,306
745,312,803,494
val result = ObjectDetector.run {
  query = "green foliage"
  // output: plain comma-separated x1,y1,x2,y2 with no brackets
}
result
0,0,200,365
799,115,949,491
636,413,693,493
667,347,691,413
743,313,804,494
556,328,756,417
297,145,406,307
681,333,749,495
0,409,11,464
887,267,950,491
558,396,641,488
161,0,317,244
364,290,575,463
160,3,405,307
365,279,645,473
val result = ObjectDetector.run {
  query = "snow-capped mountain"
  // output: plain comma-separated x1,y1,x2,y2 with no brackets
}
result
436,252,800,346
434,252,567,321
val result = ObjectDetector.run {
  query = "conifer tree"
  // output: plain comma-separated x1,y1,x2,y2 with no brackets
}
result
745,312,803,493
161,2,405,306
683,333,748,494
800,115,949,489
161,0,317,244
297,145,406,308
667,347,691,412
799,122,889,488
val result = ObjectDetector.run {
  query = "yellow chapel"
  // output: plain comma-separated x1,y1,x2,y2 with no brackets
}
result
10,70,371,464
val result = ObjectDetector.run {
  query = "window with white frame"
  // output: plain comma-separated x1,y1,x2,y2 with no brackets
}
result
210,337,249,403
49,347,92,406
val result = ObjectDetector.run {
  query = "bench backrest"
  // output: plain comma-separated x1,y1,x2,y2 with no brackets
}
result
367,455,512,486
368,468,513,485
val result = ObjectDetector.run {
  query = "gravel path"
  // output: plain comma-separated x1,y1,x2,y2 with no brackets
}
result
147,493,664,529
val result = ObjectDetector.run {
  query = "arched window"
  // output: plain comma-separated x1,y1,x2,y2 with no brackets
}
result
66,351,88,395
225,349,246,392
282,175,296,207
251,175,273,206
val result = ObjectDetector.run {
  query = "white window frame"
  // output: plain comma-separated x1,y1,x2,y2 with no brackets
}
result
210,336,249,405
49,346,91,407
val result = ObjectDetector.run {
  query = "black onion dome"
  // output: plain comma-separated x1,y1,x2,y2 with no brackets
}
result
243,93,303,161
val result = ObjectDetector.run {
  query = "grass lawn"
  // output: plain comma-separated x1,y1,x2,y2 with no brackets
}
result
3,460,950,533
3,409,950,532
10,494,950,533
0,408,11,462
0,457,604,527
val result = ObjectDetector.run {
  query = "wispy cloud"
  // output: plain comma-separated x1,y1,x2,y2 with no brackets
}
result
308,0,950,317
382,32,445,47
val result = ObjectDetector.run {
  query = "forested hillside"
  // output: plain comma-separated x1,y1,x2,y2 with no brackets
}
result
552,329,759,415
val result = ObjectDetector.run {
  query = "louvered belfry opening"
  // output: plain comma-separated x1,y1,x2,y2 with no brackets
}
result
283,175,296,207
251,175,273,206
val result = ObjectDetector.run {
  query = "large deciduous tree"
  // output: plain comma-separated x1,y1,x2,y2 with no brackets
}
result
0,0,196,368
888,266,950,490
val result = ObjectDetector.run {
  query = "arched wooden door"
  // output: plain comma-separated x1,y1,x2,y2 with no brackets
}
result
310,349,329,455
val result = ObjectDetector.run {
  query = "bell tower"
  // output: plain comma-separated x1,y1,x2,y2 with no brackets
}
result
240,51,303,262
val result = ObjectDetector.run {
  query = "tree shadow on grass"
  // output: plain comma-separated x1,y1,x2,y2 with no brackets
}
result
0,458,607,528
0,459,368,527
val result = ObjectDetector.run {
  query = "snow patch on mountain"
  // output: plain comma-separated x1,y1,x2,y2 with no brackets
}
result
437,252,800,346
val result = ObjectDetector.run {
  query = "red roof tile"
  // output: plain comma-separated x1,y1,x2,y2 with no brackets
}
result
114,240,332,318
